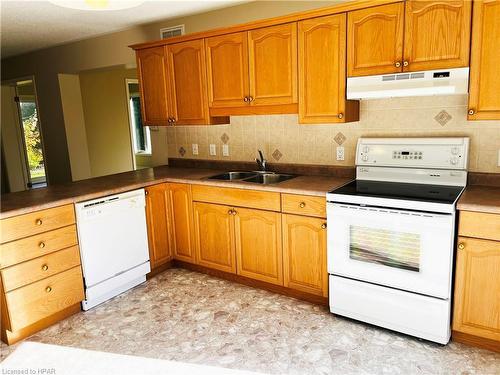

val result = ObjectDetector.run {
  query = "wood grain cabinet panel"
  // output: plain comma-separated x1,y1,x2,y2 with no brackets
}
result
348,2,405,77
193,202,236,273
205,32,250,108
468,0,500,120
298,14,358,124
234,207,283,285
248,23,298,106
168,183,196,263
403,0,471,72
136,46,169,126
166,39,209,125
453,236,500,343
145,183,172,270
283,214,328,297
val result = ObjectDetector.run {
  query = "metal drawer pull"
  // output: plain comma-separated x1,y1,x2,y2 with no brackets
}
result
299,202,306,208
36,219,43,226
39,242,46,249
45,286,52,293
42,264,49,271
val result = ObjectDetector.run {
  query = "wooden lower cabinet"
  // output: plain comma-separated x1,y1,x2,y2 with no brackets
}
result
234,207,283,285
145,184,172,270
282,214,328,297
453,236,500,347
193,202,236,273
168,183,196,263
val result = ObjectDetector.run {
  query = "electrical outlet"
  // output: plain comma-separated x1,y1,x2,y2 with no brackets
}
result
222,144,229,157
209,144,217,156
192,144,199,155
336,146,345,161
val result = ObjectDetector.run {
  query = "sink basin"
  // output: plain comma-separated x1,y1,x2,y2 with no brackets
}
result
242,173,296,185
207,171,257,181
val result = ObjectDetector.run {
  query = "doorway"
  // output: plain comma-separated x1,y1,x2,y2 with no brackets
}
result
1,78,47,191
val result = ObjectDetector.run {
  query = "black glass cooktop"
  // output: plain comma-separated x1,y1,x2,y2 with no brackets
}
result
330,180,464,205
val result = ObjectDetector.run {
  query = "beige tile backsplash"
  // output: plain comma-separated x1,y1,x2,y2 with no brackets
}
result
165,95,500,173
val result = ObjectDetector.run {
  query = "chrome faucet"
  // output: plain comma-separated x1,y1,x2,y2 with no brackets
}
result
255,150,268,172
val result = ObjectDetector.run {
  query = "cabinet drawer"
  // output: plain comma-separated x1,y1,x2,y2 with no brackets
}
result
1,246,81,292
4,266,84,332
192,185,281,212
0,205,75,244
459,211,500,241
0,225,78,269
281,194,326,218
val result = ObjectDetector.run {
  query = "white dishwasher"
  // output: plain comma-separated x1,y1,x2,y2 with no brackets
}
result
75,189,150,310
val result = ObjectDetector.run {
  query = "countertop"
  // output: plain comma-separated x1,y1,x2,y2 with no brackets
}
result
457,185,500,215
0,166,351,219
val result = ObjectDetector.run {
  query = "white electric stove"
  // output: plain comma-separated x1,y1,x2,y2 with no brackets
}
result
326,137,469,344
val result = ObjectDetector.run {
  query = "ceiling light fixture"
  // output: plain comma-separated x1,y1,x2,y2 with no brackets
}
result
49,0,145,11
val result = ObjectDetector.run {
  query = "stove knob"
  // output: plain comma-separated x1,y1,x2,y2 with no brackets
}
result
451,147,460,155
362,155,369,162
362,146,370,153
450,157,458,165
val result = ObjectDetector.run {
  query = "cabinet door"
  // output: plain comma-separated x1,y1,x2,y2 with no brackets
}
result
205,32,249,108
347,2,405,77
248,23,298,106
298,14,359,124
168,183,195,263
136,46,169,126
282,214,328,297
453,236,500,342
166,39,209,125
193,202,236,273
234,207,283,285
468,0,500,120
145,184,172,269
403,0,471,72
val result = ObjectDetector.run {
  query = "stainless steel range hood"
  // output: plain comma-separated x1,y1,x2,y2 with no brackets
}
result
346,67,469,100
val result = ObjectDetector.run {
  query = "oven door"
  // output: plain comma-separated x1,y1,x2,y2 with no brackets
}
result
327,203,455,299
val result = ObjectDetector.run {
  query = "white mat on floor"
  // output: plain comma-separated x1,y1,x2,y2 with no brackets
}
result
2,342,262,375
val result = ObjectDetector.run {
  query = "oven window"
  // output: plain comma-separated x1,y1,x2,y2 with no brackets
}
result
349,226,420,272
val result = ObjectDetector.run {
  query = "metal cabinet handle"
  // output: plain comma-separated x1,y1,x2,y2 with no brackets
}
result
468,109,475,115
403,61,409,67
299,202,306,208
232,210,237,215
39,241,46,249
42,264,49,271
243,96,249,102
321,223,327,229
458,243,465,250
337,113,344,119
395,61,401,68
228,209,233,215
36,219,43,226
248,96,254,102
45,286,52,293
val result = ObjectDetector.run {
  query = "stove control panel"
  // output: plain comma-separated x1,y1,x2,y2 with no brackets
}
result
356,137,469,170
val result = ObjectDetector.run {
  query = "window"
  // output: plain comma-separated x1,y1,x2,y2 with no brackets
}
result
129,93,151,155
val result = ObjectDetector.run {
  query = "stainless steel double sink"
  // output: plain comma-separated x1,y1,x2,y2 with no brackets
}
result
207,171,296,185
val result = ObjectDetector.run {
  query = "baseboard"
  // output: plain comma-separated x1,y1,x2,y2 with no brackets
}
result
173,260,328,306
452,330,500,353
147,260,173,279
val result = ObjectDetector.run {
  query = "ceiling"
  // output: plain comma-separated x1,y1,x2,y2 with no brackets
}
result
0,0,248,58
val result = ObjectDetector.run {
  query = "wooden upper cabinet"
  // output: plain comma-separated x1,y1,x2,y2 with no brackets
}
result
136,46,169,126
168,183,196,263
348,2,405,77
403,0,471,72
248,23,298,106
283,214,328,297
233,207,283,285
145,183,172,269
193,202,236,273
205,32,249,108
453,236,500,343
298,14,359,124
468,0,500,120
166,40,209,125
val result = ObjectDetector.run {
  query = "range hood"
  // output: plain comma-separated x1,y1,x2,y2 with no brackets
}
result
347,67,469,100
